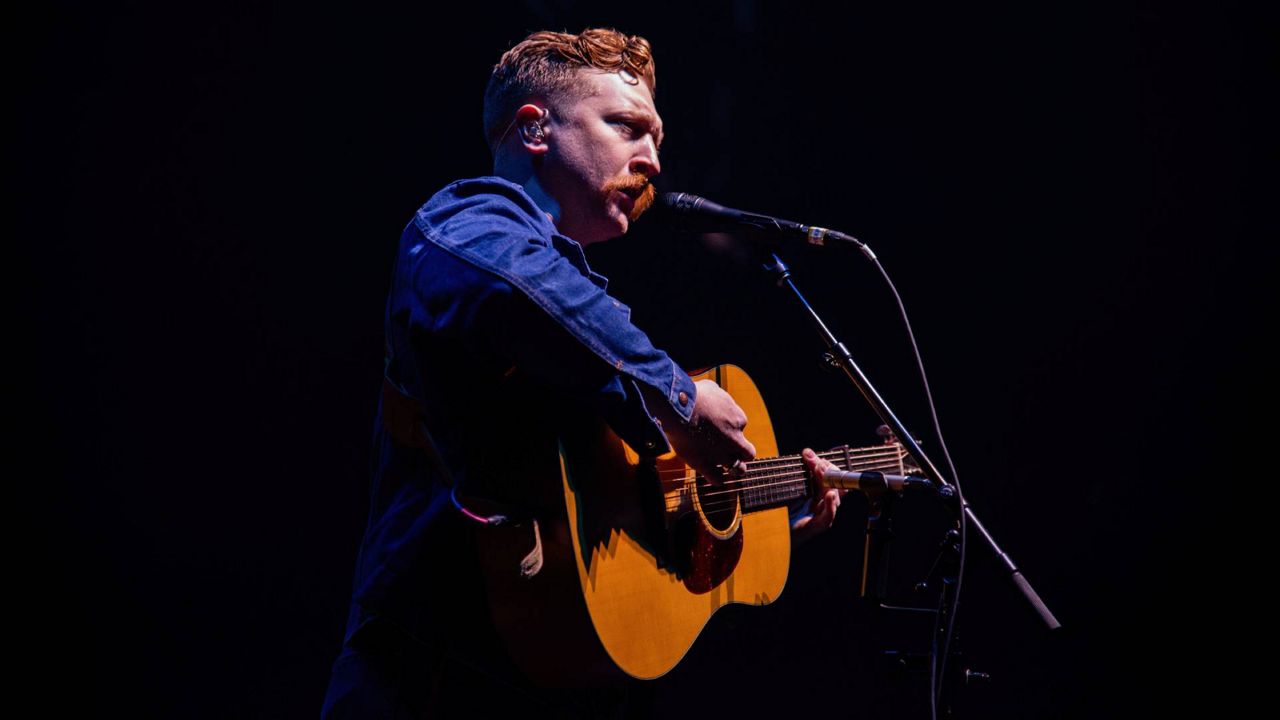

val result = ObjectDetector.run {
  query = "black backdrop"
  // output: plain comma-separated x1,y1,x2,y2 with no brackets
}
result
19,1,1269,717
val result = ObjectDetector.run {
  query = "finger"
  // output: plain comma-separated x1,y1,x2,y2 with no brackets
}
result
815,490,841,527
810,499,836,530
819,490,839,516
801,448,820,475
803,448,836,471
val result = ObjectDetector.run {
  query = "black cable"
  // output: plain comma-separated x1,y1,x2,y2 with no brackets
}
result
868,255,968,717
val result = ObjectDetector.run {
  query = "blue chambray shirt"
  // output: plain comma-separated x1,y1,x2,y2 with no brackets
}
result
343,176,697,644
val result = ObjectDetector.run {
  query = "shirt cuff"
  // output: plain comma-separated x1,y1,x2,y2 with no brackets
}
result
667,366,697,423
607,366,694,457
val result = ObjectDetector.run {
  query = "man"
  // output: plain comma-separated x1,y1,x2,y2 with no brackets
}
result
322,28,842,717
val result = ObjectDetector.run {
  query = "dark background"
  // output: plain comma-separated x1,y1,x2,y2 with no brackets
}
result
19,1,1269,717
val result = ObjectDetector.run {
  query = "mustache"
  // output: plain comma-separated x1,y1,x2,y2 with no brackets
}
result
603,174,657,221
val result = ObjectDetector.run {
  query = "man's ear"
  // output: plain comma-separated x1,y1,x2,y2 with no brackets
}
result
515,104,550,155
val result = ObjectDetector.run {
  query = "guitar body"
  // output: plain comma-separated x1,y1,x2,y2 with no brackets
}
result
474,365,790,684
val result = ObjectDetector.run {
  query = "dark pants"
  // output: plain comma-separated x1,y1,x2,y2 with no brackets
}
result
321,617,645,718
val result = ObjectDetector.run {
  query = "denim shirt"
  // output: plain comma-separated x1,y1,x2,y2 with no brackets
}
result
344,176,697,643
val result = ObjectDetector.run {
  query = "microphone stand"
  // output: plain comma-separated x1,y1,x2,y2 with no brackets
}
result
758,251,1057,627
758,249,1058,713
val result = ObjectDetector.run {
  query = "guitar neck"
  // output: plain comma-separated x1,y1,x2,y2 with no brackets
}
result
731,444,911,512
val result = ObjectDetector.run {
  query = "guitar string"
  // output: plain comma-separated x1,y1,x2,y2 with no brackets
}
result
701,455,902,493
677,458,909,514
659,452,906,498
671,464,907,514
654,454,909,498
657,446,903,471
653,446,906,480
691,476,896,513
647,446,913,513
684,474,893,513
658,445,901,469
699,458,906,500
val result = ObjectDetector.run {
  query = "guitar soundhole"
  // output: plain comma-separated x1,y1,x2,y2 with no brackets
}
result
682,481,745,594
695,482,739,533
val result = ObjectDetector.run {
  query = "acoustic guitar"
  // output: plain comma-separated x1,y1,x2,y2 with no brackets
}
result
472,365,913,685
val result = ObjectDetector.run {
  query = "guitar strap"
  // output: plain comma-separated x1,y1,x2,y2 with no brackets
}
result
381,366,545,579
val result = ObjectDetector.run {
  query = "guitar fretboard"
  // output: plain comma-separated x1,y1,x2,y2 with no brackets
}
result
729,444,911,511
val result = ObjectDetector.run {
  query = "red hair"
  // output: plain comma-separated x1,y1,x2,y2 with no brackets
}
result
483,29,657,155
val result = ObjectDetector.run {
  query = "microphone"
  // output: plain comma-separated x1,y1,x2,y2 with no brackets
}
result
821,469,932,496
657,192,868,252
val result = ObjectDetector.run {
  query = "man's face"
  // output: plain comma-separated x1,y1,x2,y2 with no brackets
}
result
541,70,664,245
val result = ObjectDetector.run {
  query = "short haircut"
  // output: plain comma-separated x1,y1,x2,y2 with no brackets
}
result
483,28,657,155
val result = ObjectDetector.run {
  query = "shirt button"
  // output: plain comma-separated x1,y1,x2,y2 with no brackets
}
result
678,391,689,406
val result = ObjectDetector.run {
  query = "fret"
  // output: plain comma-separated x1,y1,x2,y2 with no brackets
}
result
730,443,909,512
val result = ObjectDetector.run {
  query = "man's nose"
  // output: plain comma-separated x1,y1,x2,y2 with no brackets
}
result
629,137,661,178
